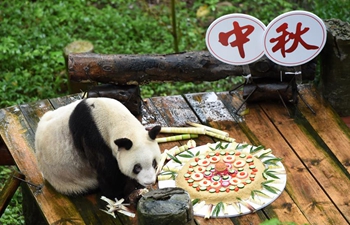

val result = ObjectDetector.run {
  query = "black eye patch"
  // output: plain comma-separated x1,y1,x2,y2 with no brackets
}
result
133,163,142,174
152,159,157,169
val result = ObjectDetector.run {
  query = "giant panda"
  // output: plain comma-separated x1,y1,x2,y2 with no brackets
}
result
35,97,162,199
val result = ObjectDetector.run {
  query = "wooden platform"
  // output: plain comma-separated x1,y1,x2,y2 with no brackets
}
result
1,84,350,225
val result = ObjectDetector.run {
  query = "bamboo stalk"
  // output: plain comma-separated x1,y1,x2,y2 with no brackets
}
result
156,134,198,143
166,144,189,160
160,127,206,134
186,121,229,137
156,150,169,175
205,131,236,143
157,174,174,181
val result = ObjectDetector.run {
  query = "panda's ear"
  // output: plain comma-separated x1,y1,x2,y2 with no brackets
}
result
148,125,161,140
114,138,133,150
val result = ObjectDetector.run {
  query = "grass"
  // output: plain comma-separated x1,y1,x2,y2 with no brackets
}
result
0,0,349,224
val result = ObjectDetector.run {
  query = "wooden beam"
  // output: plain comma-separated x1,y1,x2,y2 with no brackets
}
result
68,51,316,85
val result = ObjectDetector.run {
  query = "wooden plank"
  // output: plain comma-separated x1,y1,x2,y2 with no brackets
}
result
0,105,86,225
297,85,350,173
49,94,82,109
184,92,268,225
149,95,235,225
226,94,348,224
260,100,350,223
19,100,53,133
217,91,310,225
150,95,213,147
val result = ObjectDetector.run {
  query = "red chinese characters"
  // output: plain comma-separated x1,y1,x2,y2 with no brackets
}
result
269,22,319,58
218,21,255,58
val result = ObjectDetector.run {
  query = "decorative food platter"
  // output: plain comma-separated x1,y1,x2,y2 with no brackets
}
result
158,142,287,218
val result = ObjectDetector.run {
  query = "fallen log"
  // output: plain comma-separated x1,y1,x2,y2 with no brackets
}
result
68,51,316,85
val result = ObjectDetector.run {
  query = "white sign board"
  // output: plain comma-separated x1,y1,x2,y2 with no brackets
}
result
206,14,266,65
263,11,327,66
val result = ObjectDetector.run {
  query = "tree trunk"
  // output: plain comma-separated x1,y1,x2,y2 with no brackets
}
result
320,19,350,116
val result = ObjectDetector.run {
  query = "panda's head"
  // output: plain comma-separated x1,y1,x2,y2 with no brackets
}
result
114,126,161,187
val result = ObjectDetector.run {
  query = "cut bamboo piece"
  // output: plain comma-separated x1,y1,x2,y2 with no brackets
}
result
186,121,229,137
156,134,198,143
166,144,189,160
160,127,206,134
205,131,236,143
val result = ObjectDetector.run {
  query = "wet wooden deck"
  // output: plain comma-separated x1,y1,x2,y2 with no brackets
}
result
1,84,350,225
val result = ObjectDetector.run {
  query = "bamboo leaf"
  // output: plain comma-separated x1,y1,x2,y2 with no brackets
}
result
261,180,275,185
257,151,272,159
192,198,200,205
185,150,194,156
263,168,280,179
178,153,194,158
263,185,279,194
159,170,177,179
236,144,248,150
251,190,269,199
250,145,265,153
167,153,182,165
261,181,280,194
212,202,224,217
263,158,282,165
265,171,280,179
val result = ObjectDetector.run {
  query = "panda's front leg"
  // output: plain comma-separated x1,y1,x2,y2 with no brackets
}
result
95,156,127,200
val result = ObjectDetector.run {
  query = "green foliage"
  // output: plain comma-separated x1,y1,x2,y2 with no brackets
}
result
0,0,348,224
0,167,25,225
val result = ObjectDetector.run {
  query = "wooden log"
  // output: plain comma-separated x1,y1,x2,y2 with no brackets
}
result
320,19,350,116
68,52,316,85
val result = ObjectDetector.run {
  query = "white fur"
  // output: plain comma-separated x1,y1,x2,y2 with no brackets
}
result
35,97,161,195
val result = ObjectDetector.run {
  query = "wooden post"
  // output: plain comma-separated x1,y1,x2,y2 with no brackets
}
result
320,19,350,116
0,171,24,216
63,40,96,93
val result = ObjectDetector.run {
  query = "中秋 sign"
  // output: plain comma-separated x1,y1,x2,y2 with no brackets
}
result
206,14,266,65
206,11,327,67
263,10,327,66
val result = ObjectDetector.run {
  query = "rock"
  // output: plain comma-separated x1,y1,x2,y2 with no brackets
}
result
137,187,195,225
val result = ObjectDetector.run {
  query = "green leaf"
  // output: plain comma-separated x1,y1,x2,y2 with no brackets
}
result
212,202,224,217
263,158,282,165
166,153,182,165
263,168,280,179
250,145,265,153
192,198,200,205
261,181,280,194
251,190,269,199
178,153,194,158
236,144,248,150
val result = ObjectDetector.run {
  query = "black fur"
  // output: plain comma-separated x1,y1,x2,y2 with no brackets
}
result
69,99,129,199
114,138,133,150
148,126,161,140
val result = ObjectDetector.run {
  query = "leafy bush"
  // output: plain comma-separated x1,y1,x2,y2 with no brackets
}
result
0,0,349,224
